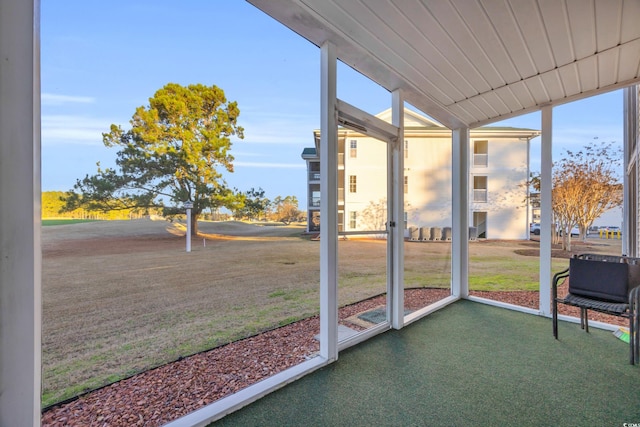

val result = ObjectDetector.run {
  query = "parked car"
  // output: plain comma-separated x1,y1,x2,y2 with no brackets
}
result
530,223,540,235
559,226,580,236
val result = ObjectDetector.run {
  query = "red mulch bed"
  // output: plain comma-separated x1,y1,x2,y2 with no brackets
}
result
41,286,626,426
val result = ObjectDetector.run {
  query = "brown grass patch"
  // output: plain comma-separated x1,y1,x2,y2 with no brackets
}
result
41,220,622,409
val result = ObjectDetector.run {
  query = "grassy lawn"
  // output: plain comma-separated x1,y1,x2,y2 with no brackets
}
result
469,254,569,291
41,220,621,407
42,218,99,226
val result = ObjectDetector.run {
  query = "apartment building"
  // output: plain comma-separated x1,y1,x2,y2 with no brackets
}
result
302,108,540,239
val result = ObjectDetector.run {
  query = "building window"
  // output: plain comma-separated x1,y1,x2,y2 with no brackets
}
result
404,139,409,159
473,176,488,202
473,211,487,239
349,211,357,229
473,140,488,167
349,175,357,193
350,140,357,158
404,211,408,229
404,176,408,194
311,191,321,207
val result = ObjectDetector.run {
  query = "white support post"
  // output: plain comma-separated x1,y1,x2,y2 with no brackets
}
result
319,41,339,362
186,209,192,252
623,86,638,257
0,0,42,425
539,106,553,316
390,89,404,329
185,202,193,253
451,127,470,298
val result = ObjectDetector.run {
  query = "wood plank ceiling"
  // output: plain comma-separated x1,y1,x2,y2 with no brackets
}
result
247,0,640,129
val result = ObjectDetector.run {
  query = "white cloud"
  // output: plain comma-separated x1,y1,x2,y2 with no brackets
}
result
41,93,95,105
237,111,317,145
41,115,110,145
238,121,313,145
235,161,305,169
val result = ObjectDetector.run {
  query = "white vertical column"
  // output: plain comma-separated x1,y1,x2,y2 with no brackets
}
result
186,205,192,252
539,106,553,316
451,127,469,298
306,162,312,233
526,138,532,236
0,0,42,425
390,90,404,329
319,41,338,362
623,86,638,257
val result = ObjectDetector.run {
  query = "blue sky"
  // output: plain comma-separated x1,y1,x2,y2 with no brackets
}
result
41,1,624,206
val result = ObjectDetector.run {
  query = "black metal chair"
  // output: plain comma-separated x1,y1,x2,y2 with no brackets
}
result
552,253,640,365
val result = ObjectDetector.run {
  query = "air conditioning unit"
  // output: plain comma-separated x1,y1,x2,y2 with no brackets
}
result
420,226,430,241
469,226,477,241
409,226,419,241
430,227,441,241
442,227,452,241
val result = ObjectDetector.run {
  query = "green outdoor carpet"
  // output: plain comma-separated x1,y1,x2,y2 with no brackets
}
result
213,300,640,427
357,307,413,324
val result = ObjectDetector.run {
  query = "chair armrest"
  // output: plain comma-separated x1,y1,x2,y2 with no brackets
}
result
552,268,570,288
552,267,570,301
630,284,640,307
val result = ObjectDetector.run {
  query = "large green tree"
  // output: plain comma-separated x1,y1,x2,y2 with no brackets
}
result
62,83,244,235
233,187,270,220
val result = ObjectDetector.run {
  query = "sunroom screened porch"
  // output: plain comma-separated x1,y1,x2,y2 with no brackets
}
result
175,0,640,424
2,0,640,425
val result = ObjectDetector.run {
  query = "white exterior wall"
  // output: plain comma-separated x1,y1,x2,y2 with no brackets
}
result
339,133,530,239
343,137,388,231
405,137,453,227
470,138,529,240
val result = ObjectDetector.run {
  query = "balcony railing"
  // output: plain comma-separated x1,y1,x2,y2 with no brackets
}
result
308,189,346,208
473,189,488,202
309,172,321,181
473,154,488,167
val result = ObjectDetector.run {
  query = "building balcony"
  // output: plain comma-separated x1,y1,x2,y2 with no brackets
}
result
473,189,488,203
473,153,488,167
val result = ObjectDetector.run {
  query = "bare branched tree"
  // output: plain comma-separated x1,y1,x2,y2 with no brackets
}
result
531,140,622,251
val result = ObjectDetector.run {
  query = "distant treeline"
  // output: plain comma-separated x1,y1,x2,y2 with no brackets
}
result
41,191,154,220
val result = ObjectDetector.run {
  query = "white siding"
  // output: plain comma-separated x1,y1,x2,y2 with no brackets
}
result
404,137,453,227
342,137,388,231
306,109,537,239
470,138,529,239
338,134,530,239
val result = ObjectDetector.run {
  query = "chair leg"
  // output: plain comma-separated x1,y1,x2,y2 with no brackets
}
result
633,311,640,364
553,299,558,339
582,308,589,333
579,308,584,330
631,287,639,365
630,315,636,365
633,312,640,365
632,305,639,365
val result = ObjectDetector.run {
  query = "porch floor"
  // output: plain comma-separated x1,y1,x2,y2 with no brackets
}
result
214,300,639,426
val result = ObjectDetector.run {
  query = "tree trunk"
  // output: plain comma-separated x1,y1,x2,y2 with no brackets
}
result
191,214,199,236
